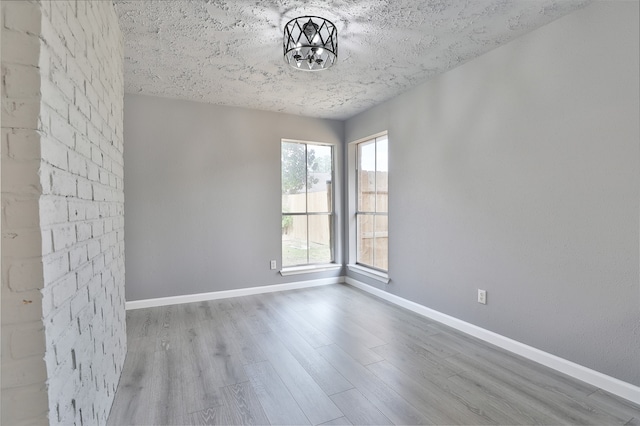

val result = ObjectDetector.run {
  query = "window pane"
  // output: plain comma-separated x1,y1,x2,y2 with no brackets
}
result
282,141,334,267
308,214,332,264
357,213,374,266
374,215,388,270
355,134,388,272
282,214,307,266
376,137,388,213
358,141,376,212
307,144,332,213
282,142,307,213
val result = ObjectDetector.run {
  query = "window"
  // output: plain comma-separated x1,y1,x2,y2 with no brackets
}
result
281,141,334,267
356,135,388,271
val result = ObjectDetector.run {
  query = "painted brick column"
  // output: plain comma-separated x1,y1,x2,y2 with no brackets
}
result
38,1,126,424
2,1,126,425
1,1,49,424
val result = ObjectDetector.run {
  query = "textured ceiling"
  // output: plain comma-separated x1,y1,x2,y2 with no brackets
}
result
115,0,588,120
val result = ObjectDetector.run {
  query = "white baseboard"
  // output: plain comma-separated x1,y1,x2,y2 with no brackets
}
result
125,277,344,310
345,277,640,405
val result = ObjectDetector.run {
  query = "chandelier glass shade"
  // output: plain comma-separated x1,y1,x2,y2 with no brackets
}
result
283,16,337,71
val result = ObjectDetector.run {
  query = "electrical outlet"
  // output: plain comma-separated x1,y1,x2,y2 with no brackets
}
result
478,289,487,305
270,260,277,270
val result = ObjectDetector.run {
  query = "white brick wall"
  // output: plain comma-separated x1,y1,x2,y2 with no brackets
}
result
2,1,126,425
1,1,49,424
37,1,126,425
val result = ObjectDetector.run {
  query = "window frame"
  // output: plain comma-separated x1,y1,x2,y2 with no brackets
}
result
280,139,337,271
347,131,390,283
356,136,388,272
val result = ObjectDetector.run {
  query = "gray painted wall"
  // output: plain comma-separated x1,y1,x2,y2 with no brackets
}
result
124,95,344,301
344,2,639,385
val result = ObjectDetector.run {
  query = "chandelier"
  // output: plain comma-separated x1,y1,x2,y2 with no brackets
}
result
283,16,337,71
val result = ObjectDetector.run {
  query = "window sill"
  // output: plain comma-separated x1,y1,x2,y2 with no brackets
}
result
347,264,390,284
280,264,342,277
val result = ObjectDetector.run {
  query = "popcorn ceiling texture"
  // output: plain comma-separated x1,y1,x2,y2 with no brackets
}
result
115,0,588,120
1,1,125,425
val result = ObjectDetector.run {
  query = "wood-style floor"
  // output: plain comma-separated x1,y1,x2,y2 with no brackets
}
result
108,284,639,425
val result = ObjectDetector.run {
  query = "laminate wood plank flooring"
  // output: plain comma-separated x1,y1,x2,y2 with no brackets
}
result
258,317,353,396
108,284,640,425
245,361,310,425
365,360,491,425
189,381,270,425
253,331,344,424
319,417,354,426
150,348,189,425
260,297,333,348
318,343,431,425
330,388,393,425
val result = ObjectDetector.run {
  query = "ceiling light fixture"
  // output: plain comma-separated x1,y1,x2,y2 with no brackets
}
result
284,16,337,71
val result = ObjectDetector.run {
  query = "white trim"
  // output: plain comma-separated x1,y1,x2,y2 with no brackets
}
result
345,277,640,405
347,264,390,284
280,264,342,276
282,137,335,147
348,130,388,146
126,277,344,310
